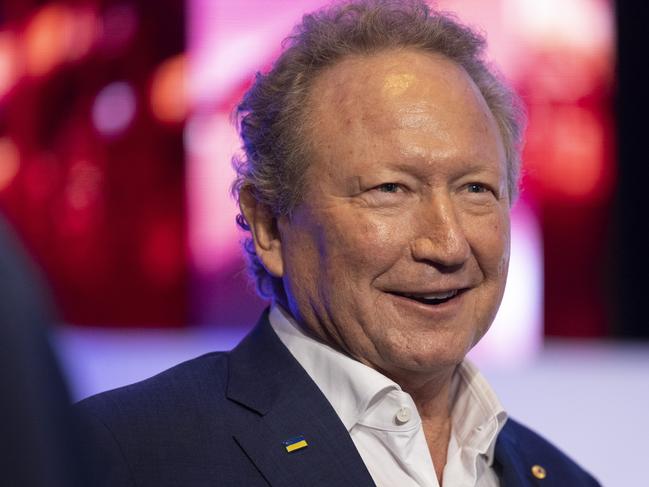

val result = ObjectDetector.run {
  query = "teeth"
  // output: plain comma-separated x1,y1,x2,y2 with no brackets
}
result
407,290,458,300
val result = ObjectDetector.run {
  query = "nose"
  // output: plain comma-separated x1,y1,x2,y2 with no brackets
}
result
410,196,471,269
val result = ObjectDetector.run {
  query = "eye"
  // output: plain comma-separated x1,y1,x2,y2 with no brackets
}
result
466,183,489,194
375,182,402,193
363,182,409,207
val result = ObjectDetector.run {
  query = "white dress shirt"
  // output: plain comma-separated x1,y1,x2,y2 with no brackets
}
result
269,304,508,487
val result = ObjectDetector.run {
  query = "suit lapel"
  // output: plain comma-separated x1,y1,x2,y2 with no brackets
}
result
495,423,534,487
227,312,375,487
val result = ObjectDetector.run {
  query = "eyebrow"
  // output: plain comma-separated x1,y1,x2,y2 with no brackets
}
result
384,158,504,181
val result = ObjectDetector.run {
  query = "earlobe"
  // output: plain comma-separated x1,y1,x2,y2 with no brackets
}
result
239,189,284,278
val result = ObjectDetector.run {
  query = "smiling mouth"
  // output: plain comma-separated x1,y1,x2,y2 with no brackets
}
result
389,289,465,306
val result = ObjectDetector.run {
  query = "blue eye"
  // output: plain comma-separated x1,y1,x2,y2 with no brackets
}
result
377,183,400,193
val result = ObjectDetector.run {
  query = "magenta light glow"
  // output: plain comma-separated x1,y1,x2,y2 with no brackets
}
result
91,81,137,137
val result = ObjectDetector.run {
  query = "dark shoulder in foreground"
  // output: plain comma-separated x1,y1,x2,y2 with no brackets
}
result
497,417,602,487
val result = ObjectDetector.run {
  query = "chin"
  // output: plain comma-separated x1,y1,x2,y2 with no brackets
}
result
377,339,470,378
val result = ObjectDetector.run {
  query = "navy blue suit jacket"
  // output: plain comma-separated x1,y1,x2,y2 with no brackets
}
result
76,312,601,486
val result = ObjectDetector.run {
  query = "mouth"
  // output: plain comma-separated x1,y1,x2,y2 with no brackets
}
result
387,288,466,306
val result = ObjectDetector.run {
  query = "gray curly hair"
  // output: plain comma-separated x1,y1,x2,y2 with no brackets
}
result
232,0,526,299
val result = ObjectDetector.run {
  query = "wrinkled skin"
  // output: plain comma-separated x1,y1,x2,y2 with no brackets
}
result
246,49,511,388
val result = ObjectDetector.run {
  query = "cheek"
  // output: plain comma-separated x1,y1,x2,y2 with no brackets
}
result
498,230,511,277
320,212,407,270
281,229,321,294
465,212,511,278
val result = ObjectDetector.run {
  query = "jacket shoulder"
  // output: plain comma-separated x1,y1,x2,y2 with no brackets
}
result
76,351,230,423
74,352,234,486
498,418,601,486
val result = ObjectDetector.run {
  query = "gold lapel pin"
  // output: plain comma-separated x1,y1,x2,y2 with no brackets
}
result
531,464,547,480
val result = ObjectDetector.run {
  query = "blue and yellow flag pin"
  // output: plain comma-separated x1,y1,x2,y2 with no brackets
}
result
283,435,308,453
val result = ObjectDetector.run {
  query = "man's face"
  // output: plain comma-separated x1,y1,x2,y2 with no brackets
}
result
276,49,510,382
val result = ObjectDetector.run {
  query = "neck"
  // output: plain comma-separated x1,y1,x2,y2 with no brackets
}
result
385,364,456,417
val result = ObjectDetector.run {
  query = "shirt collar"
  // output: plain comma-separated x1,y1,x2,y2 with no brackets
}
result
269,303,398,431
269,303,507,463
449,360,508,466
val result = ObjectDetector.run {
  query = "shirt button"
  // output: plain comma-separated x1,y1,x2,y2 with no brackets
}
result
395,406,411,424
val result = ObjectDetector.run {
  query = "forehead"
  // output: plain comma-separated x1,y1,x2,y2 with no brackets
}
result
304,49,503,166
311,49,478,111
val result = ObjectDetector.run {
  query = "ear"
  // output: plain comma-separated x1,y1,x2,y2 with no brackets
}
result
239,188,284,278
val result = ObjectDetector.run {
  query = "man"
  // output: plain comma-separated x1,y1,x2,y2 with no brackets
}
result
77,1,601,485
